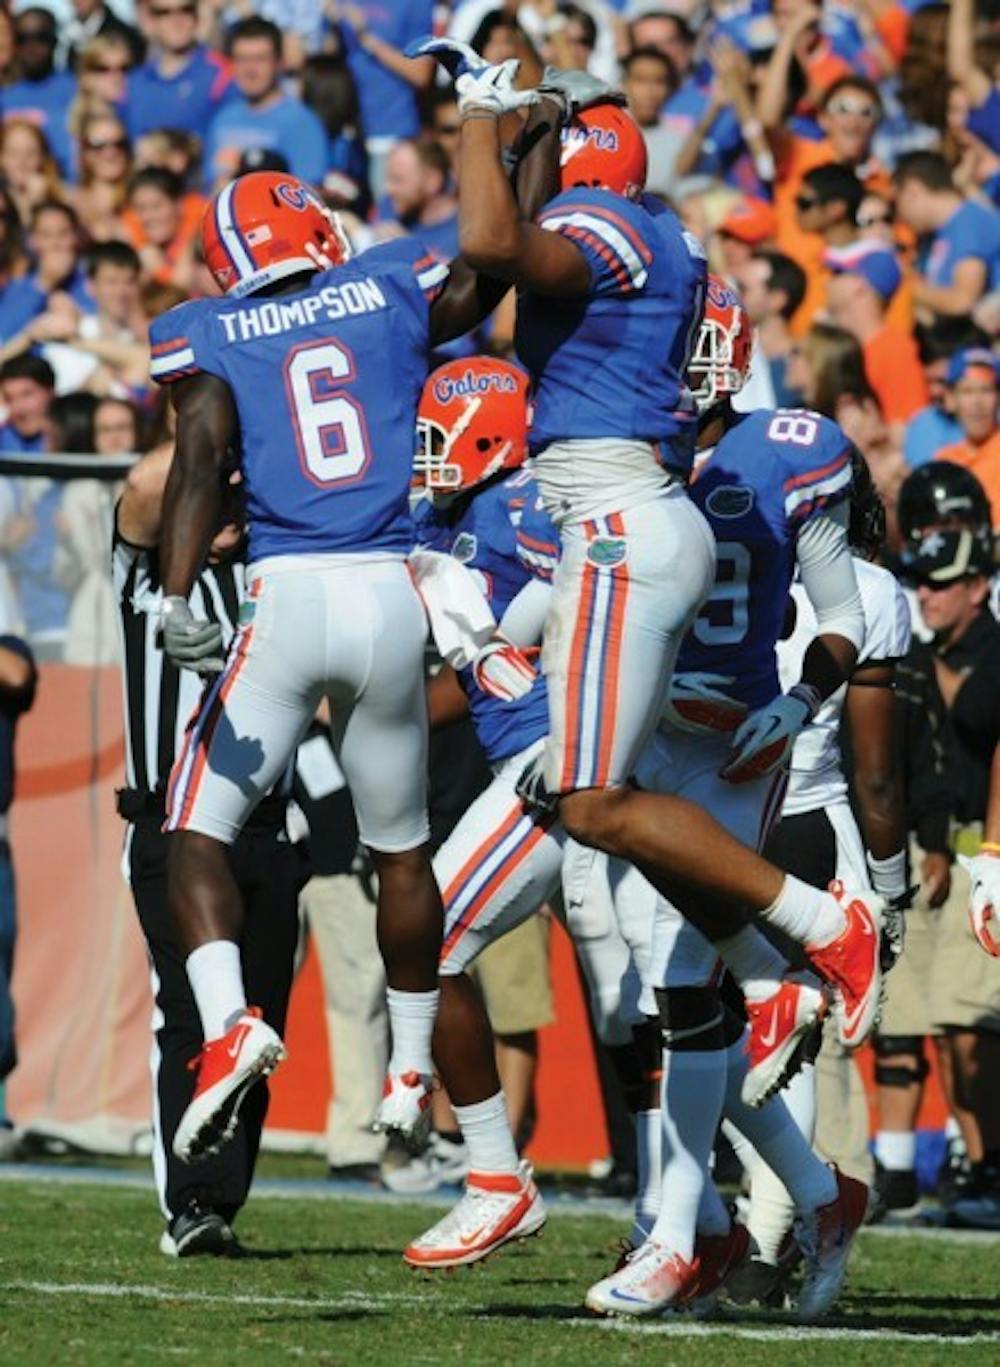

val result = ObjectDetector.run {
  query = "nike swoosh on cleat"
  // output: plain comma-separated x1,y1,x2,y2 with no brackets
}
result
609,1289,649,1303
760,1013,781,1048
226,1027,251,1059
458,1226,487,1247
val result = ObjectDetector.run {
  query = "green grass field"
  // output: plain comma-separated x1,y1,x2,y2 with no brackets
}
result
1,1173,999,1366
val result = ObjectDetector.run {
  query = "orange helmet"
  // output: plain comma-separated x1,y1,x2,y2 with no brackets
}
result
688,273,754,413
415,357,530,495
560,103,648,198
201,172,351,299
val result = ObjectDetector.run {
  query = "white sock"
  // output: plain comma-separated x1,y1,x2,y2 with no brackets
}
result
875,1130,916,1171
632,1107,662,1245
945,1115,963,1143
185,940,246,1041
760,875,845,948
696,1174,732,1237
386,987,438,1076
781,1063,818,1144
648,1045,726,1263
722,1036,835,1255
454,1091,519,1176
716,925,789,1002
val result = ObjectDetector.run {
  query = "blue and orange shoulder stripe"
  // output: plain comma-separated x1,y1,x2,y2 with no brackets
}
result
783,443,853,523
537,196,652,291
149,333,199,383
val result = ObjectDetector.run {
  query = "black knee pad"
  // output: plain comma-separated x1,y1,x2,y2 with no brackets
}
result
873,1033,928,1088
655,986,723,1052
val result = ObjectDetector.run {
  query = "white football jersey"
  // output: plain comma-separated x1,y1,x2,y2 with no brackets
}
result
778,559,911,816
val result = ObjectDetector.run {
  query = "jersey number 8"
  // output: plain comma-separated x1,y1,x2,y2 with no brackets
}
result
285,339,372,488
767,412,818,446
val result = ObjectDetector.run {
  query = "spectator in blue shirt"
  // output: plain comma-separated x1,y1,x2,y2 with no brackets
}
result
380,137,457,259
4,9,77,181
0,356,69,656
203,17,327,190
125,0,232,143
336,2,435,197
904,319,985,469
895,150,1000,319
0,202,95,354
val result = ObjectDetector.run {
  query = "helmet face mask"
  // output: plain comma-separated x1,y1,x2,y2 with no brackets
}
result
688,274,754,415
414,358,530,502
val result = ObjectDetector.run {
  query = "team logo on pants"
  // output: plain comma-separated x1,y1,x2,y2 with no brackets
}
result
586,536,627,568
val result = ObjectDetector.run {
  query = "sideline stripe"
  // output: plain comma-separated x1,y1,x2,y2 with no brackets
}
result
4,1281,1000,1346
578,1318,1000,1346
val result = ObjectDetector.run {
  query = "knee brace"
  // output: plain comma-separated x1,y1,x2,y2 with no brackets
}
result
655,985,723,1051
873,1033,929,1088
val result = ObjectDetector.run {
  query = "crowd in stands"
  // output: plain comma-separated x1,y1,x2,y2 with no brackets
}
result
2,0,1000,1218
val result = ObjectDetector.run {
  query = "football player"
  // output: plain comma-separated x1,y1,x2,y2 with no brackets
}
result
412,46,883,1050
583,279,875,1319
725,454,910,1301
408,356,559,1265
150,168,541,1164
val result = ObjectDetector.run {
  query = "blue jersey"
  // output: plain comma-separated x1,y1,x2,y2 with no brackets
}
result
149,238,449,562
125,44,233,141
678,409,853,709
516,188,705,472
414,471,554,764
3,73,77,179
204,93,328,190
922,200,1000,291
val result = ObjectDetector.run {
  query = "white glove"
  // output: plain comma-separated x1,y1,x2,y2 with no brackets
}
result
661,672,749,736
959,853,1000,958
867,850,910,971
719,682,820,784
160,595,225,676
472,634,536,701
456,60,540,117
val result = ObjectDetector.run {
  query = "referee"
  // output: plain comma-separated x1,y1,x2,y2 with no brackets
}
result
114,448,301,1257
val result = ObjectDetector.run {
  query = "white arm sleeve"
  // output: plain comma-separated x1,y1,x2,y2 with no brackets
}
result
499,576,554,650
795,503,865,651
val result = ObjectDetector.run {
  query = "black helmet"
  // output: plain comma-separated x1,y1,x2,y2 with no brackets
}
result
848,445,885,560
900,525,996,584
897,461,992,542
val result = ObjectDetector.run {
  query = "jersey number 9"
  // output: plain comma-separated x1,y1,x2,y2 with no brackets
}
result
285,339,372,488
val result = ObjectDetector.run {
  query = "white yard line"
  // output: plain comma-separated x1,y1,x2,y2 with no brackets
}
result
579,1319,1000,1347
3,1280,998,1347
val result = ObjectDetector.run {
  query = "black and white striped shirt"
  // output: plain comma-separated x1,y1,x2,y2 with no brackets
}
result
113,528,244,795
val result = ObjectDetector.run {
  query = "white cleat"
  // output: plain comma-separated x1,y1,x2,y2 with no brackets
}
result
403,1159,546,1269
373,1070,433,1150
173,1008,285,1164
584,1238,696,1318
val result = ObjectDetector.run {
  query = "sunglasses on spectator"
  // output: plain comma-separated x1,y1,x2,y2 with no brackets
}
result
90,62,130,75
150,3,197,16
85,136,128,152
858,209,893,228
15,28,56,44
434,123,461,136
795,194,820,212
826,99,879,121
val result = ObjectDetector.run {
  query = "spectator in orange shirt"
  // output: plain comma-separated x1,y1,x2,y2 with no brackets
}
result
763,73,890,257
790,161,864,332
826,242,929,439
121,166,204,294
936,349,1000,527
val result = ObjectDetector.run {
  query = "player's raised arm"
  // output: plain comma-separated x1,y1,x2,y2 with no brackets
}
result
160,373,239,602
428,98,565,345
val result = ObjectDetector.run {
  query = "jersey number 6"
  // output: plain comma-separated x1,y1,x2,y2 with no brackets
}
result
285,339,372,487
